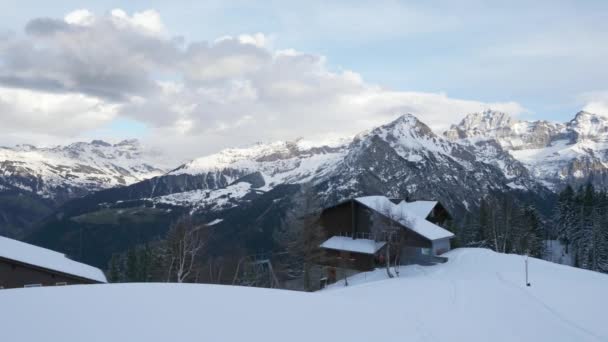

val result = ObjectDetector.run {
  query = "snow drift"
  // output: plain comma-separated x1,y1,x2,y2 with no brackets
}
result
1,248,606,342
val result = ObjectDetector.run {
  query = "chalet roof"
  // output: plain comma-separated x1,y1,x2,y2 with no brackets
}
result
0,236,107,283
320,236,386,255
354,196,454,241
397,200,438,219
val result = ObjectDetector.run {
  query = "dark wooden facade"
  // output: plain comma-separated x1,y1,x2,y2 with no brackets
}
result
425,202,451,225
321,249,378,272
0,257,102,289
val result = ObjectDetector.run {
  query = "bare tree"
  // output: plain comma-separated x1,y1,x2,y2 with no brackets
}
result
273,183,325,291
390,213,409,277
165,216,210,283
376,201,400,278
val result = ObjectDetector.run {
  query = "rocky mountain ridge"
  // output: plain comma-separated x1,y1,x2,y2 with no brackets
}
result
445,110,608,189
0,139,171,202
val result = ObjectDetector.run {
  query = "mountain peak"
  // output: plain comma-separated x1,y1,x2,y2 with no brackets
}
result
90,140,112,147
387,113,422,126
572,110,605,122
377,114,434,137
569,111,608,140
443,109,514,141
459,110,513,130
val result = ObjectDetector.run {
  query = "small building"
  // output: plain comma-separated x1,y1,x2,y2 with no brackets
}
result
0,236,107,289
319,196,454,272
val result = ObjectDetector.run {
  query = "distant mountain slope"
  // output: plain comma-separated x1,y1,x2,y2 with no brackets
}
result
138,114,551,215
0,139,174,236
1,248,606,342
28,114,555,267
445,110,608,190
0,139,170,202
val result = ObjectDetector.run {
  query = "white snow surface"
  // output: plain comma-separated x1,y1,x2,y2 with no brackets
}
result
205,218,224,226
150,182,252,210
396,200,438,218
355,196,454,240
1,248,607,342
0,236,107,283
320,236,386,254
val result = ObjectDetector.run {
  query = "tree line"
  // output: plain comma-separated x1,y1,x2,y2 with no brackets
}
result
106,183,608,286
107,184,326,291
554,184,608,273
456,194,545,257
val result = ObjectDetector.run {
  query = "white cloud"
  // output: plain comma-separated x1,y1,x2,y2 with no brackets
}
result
0,8,527,159
64,9,95,26
580,91,608,117
0,86,117,136
109,9,167,37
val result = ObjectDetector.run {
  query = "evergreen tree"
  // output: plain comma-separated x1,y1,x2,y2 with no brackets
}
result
108,253,122,283
126,248,138,282
555,185,575,252
136,244,153,282
458,211,483,247
478,198,491,248
554,183,608,274
517,205,544,257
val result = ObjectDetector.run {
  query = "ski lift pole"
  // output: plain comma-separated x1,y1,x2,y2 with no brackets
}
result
525,255,528,286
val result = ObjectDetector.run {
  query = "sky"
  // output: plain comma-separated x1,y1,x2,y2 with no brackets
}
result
0,0,607,159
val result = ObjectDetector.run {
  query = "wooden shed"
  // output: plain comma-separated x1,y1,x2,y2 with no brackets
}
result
0,236,107,289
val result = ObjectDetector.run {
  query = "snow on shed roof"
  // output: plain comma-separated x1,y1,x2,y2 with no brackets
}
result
354,196,454,241
397,200,438,219
0,236,107,283
320,236,386,255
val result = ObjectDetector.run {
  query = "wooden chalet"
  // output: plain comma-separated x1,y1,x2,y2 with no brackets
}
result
0,236,107,289
319,196,454,273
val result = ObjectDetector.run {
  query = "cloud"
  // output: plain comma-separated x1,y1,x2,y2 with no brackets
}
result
1,9,178,100
0,9,526,159
0,86,117,136
580,91,608,117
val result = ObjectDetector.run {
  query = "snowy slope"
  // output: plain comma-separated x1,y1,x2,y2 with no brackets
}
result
0,139,172,200
171,139,347,190
1,248,606,342
137,139,348,211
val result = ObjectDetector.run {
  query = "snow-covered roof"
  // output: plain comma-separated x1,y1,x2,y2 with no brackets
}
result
354,196,454,241
397,200,438,219
0,236,107,283
320,236,386,255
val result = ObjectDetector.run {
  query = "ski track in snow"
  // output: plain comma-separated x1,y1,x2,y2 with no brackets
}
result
494,271,606,341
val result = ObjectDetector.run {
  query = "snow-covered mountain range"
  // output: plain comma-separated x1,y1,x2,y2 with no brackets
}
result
445,110,608,190
4,110,604,217
18,113,558,266
137,113,548,216
0,139,170,202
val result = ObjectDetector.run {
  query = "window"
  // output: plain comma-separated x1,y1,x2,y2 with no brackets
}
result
55,282,67,286
24,284,42,288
